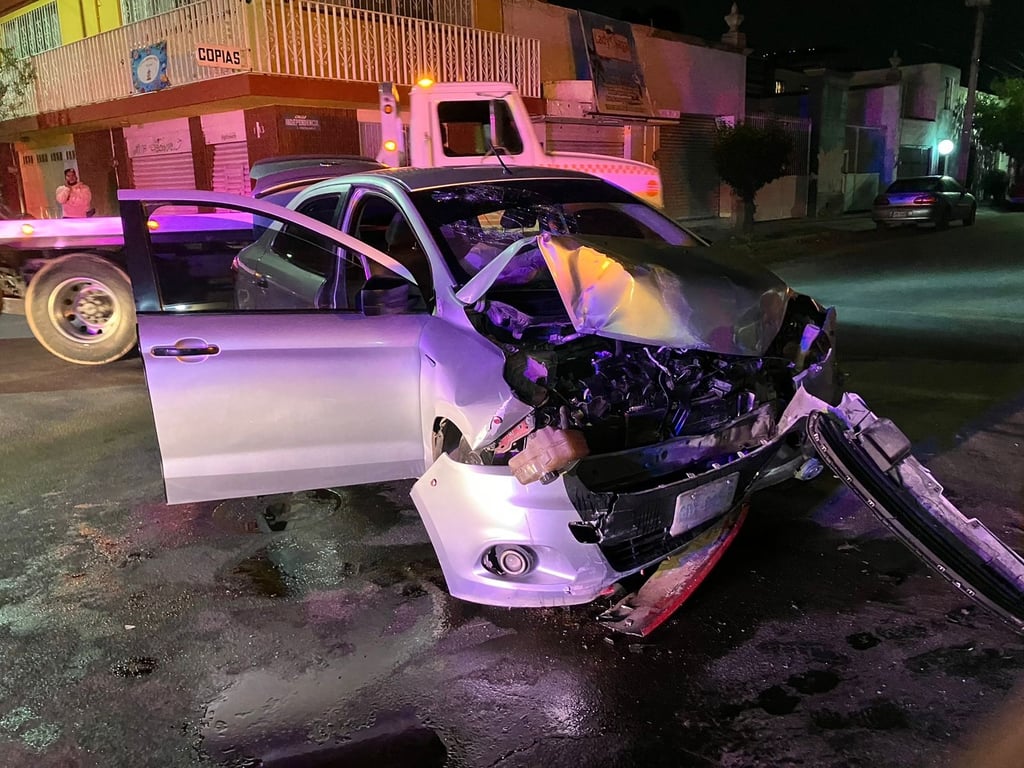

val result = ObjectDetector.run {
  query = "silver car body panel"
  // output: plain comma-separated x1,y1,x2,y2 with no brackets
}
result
139,312,429,504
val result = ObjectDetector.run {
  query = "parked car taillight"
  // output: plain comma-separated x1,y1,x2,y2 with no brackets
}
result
912,194,937,204
873,195,889,206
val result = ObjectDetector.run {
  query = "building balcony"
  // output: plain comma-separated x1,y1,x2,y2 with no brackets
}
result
6,0,540,121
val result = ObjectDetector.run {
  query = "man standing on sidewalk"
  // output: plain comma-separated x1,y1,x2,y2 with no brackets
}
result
55,168,93,218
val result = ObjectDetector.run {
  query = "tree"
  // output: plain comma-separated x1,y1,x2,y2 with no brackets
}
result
0,46,35,121
973,78,1024,182
712,121,794,233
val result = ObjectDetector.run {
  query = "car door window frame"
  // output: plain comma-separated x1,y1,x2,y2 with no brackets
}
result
118,190,415,315
343,188,435,312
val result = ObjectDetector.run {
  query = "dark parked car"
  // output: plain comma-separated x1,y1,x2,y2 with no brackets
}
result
1006,179,1024,209
872,175,977,229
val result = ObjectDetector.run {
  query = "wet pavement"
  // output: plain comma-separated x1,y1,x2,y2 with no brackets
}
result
1,207,1023,767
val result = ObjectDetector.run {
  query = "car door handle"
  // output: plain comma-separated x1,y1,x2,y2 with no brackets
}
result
254,273,269,289
151,343,220,358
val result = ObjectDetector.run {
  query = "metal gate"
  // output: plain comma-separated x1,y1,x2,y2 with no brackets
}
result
131,153,197,213
211,142,250,195
657,116,720,220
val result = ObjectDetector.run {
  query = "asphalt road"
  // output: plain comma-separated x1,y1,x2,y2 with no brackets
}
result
1,208,1022,767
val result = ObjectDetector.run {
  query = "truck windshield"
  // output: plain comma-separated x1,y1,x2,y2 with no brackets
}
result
410,178,701,281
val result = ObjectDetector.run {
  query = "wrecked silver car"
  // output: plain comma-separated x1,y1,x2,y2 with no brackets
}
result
117,168,1024,635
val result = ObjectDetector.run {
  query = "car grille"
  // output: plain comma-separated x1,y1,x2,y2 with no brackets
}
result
599,515,722,572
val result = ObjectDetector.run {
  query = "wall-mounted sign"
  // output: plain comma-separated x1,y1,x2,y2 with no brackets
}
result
131,42,170,94
195,44,244,70
571,11,651,117
282,114,320,131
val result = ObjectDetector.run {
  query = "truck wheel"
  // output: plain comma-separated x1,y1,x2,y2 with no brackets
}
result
25,253,137,365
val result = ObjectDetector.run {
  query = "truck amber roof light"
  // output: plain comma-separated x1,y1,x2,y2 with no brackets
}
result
383,140,398,152
21,223,34,235
417,77,434,88
147,219,160,231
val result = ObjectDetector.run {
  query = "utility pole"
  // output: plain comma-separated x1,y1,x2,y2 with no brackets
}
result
957,0,990,185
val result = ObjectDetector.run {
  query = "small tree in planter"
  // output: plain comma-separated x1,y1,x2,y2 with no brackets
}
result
0,46,35,120
712,122,794,234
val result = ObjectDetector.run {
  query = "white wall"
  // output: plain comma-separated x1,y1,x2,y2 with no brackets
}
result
501,0,576,85
632,30,746,118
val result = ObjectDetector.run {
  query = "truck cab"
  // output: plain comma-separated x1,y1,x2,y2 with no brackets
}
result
377,81,663,208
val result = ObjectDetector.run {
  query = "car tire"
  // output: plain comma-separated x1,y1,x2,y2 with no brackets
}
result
25,253,137,365
874,221,887,230
964,205,977,226
935,207,950,230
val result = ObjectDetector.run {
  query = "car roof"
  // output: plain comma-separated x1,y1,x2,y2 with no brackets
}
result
251,159,386,198
358,165,605,192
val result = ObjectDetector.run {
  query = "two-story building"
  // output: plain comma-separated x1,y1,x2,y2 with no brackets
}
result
1,0,750,221
0,0,535,217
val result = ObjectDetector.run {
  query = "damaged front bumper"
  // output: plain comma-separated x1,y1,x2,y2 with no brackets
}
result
410,387,819,611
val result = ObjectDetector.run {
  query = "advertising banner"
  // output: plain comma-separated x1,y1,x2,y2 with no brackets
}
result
573,11,652,116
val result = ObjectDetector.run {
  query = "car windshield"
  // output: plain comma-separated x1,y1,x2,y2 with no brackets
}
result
410,178,701,283
887,178,940,194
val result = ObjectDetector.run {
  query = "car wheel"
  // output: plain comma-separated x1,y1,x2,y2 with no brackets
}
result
874,221,888,230
935,207,950,230
25,253,137,365
964,205,977,226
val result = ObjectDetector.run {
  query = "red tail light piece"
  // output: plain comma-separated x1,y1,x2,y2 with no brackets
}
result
912,194,937,204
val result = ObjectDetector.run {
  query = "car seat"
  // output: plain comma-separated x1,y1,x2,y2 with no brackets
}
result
385,214,434,306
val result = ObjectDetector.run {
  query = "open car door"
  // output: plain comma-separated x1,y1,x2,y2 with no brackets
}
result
118,189,430,504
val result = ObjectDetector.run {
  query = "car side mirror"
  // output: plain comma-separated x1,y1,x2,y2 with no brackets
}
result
358,276,411,316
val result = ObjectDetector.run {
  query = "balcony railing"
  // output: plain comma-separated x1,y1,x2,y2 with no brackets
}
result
7,0,540,119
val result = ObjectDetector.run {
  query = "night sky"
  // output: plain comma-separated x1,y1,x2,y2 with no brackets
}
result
561,0,1023,89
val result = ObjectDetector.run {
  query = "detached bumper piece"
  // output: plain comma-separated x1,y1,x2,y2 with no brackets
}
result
808,404,1024,634
597,504,748,636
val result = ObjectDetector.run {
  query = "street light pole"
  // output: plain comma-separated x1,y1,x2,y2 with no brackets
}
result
957,0,990,185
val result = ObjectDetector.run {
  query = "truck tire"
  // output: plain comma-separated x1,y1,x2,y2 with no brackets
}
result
25,253,137,365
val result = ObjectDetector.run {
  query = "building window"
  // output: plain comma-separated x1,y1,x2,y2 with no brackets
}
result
0,1,61,57
120,0,198,25
774,80,786,95
338,0,472,26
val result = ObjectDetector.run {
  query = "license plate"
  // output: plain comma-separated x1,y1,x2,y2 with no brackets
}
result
889,210,910,218
670,473,738,537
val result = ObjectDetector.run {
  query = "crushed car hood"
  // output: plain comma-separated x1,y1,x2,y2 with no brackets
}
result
457,233,790,355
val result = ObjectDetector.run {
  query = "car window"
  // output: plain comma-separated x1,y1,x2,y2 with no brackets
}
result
942,178,963,193
348,192,433,312
141,203,363,313
437,100,524,157
411,178,700,282
268,194,341,278
887,178,940,194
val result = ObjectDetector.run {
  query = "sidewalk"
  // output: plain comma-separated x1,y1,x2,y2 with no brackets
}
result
683,211,876,245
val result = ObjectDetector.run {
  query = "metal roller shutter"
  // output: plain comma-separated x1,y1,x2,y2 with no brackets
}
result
657,116,721,220
131,153,197,214
211,142,250,195
130,152,197,190
543,121,624,157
